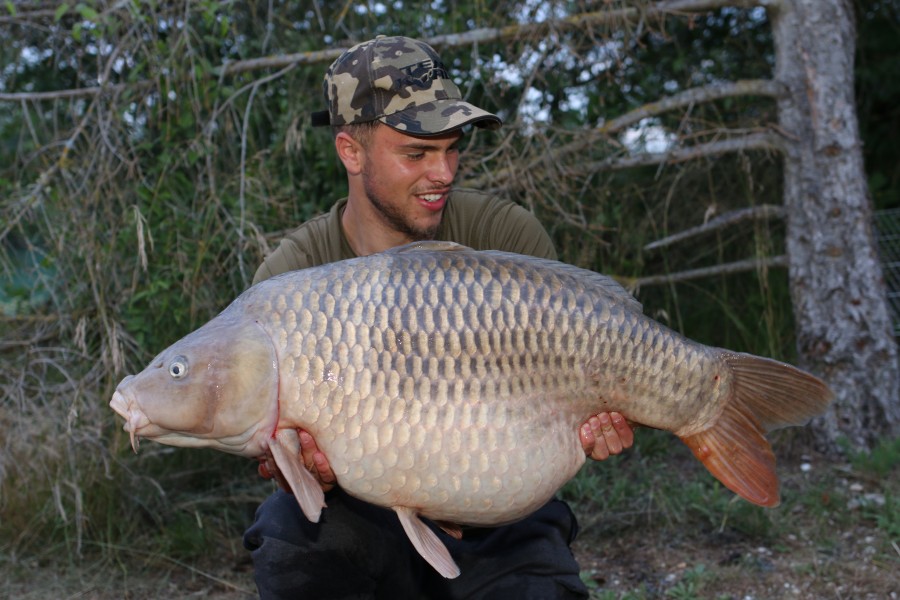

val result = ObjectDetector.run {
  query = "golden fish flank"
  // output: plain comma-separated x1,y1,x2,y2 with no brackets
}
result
110,240,832,580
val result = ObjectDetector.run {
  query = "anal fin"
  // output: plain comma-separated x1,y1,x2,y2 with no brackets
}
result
435,520,464,540
269,429,327,522
394,506,461,579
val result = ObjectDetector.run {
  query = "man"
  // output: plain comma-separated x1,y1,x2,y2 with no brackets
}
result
243,35,634,599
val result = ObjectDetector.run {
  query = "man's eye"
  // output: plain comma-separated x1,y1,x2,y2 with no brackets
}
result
407,153,424,160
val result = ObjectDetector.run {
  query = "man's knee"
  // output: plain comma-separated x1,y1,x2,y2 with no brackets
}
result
243,489,428,597
243,489,311,551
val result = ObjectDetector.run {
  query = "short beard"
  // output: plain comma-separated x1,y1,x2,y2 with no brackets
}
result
362,169,441,241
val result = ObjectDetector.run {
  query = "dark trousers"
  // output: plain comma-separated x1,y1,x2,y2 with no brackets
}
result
242,488,589,599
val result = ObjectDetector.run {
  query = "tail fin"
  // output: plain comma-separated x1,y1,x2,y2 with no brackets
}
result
680,353,833,507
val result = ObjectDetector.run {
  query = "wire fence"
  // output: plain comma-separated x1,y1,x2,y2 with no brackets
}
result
874,208,900,335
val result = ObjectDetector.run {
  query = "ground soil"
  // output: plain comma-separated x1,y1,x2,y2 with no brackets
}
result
571,453,899,599
3,456,897,599
572,516,897,599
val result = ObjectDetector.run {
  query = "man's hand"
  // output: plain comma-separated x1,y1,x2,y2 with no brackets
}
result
258,429,337,493
580,412,634,460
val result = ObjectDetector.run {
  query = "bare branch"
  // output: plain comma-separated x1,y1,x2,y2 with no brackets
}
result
598,80,786,135
0,81,154,102
561,131,784,176
631,255,788,288
467,81,785,189
219,0,771,75
0,9,57,24
216,48,344,76
644,204,786,250
1,1,775,101
0,99,98,245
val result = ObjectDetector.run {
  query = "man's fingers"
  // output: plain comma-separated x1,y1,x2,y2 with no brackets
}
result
597,412,624,455
298,428,337,491
299,429,317,462
581,416,610,460
313,452,336,485
257,457,273,480
257,450,279,481
581,412,637,461
610,412,635,449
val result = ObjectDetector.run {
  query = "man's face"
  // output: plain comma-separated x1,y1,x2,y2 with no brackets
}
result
359,125,462,241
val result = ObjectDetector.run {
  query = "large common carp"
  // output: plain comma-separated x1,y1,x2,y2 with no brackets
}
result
110,241,831,578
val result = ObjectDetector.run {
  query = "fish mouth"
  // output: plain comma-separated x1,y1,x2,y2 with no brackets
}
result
110,389,151,453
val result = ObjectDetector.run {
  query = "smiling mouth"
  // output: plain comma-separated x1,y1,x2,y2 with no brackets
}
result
417,188,449,204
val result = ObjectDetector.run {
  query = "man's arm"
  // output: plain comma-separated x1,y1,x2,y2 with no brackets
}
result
253,238,315,285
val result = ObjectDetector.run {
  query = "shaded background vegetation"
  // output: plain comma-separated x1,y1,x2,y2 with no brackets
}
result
0,0,897,589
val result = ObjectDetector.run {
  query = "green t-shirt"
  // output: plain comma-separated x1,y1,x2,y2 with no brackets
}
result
252,188,556,284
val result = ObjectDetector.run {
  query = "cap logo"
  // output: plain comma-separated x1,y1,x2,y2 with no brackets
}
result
398,59,450,89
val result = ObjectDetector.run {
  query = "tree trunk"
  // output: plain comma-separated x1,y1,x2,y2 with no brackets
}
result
770,0,900,452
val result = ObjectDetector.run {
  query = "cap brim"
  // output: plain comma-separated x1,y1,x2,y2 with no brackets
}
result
311,110,331,127
381,99,502,136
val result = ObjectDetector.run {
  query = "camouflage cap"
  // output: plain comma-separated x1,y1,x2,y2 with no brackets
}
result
311,35,501,136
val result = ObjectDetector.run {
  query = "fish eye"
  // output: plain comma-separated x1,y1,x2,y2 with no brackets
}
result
168,356,188,379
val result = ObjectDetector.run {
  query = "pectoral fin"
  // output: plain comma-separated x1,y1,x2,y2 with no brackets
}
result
394,506,461,579
269,429,327,522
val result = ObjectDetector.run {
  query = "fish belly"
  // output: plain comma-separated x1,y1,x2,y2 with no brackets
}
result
320,394,587,525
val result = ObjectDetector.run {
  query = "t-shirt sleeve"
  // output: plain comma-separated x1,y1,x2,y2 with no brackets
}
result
482,196,557,261
252,201,348,286
252,237,315,285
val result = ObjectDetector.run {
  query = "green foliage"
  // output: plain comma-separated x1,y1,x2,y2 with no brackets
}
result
570,433,900,598
665,564,708,600
855,0,900,210
562,432,776,543
847,435,900,478
844,436,900,541
864,492,900,541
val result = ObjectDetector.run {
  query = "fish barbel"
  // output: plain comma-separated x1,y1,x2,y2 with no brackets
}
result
110,241,832,578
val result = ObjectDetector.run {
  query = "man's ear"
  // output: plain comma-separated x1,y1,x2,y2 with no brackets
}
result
335,132,363,175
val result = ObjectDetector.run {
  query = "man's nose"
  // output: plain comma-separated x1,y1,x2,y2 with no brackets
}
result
427,154,454,184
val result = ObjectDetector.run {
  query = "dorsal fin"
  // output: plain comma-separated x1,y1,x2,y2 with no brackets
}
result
580,270,643,313
483,250,644,314
387,241,472,254
385,242,644,314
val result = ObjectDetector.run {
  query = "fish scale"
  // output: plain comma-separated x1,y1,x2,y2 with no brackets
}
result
110,241,832,578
